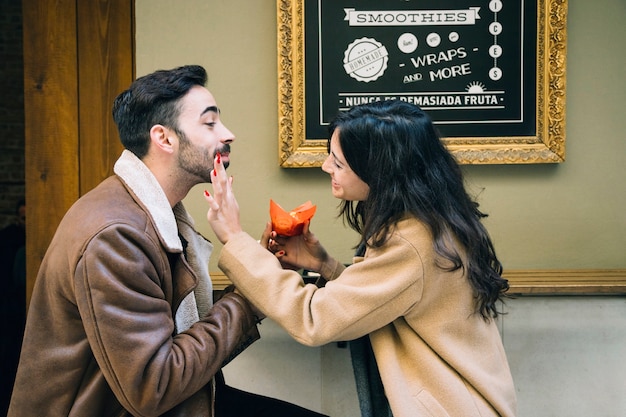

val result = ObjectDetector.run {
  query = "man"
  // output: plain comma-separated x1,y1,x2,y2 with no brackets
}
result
9,65,326,417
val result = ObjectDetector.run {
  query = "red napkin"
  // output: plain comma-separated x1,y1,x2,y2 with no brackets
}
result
270,199,317,236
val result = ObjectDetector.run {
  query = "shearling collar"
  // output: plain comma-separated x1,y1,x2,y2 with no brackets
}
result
113,150,214,332
113,150,182,251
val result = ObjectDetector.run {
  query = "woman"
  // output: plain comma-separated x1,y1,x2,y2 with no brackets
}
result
205,100,517,417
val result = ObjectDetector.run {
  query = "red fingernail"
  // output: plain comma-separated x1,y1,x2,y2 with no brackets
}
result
216,152,221,164
213,169,216,176
204,190,210,197
277,250,285,256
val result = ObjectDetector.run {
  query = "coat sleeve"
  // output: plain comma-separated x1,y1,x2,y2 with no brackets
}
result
219,231,424,346
74,223,259,416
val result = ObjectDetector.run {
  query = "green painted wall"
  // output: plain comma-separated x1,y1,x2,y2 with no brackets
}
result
136,0,626,273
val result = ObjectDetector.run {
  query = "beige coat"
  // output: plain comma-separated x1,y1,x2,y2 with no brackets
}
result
219,217,517,417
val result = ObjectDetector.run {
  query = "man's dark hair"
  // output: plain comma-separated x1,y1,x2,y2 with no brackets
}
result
112,65,208,158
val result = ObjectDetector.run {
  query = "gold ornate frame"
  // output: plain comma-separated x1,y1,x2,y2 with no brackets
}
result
277,0,568,167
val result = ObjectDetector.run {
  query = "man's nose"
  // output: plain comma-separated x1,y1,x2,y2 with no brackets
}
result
220,124,235,143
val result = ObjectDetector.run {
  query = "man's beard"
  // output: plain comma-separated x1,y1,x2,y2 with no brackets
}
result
178,131,230,183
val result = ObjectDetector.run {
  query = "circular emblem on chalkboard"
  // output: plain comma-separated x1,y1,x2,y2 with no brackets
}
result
343,37,389,83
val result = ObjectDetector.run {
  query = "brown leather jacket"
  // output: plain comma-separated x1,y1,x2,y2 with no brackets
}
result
9,152,260,416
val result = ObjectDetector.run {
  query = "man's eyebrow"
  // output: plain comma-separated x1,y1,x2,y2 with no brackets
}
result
200,105,220,117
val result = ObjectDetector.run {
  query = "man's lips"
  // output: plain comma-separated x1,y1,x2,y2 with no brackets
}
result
219,152,231,168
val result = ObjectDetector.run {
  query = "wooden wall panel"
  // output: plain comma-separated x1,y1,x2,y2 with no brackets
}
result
77,0,134,195
23,0,80,306
23,0,134,306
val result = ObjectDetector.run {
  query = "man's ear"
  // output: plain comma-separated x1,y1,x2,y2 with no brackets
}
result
149,124,175,154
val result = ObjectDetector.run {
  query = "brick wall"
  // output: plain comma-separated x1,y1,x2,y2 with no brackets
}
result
0,0,25,228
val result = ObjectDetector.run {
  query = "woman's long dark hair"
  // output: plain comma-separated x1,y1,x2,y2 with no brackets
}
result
328,100,509,319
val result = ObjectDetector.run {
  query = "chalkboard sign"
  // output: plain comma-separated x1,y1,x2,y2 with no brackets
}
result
278,0,567,166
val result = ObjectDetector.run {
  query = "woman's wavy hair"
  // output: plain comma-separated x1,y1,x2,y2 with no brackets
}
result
328,99,509,319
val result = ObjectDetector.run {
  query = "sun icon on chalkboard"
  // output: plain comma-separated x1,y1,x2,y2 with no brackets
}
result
466,81,486,93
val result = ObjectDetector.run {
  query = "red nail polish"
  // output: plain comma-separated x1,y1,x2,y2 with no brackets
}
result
216,152,221,164
204,190,210,197
213,169,216,176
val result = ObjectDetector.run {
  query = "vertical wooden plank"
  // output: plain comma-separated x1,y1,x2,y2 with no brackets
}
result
23,0,79,306
77,0,134,195
24,0,135,307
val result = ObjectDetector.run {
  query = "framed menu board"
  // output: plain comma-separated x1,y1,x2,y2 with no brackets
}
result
277,0,568,167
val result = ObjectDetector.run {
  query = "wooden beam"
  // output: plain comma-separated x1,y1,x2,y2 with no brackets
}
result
209,269,626,295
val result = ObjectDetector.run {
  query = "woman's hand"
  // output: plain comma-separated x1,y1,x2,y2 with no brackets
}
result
203,153,242,244
261,220,328,273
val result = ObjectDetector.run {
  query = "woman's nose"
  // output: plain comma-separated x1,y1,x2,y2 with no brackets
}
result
321,155,332,173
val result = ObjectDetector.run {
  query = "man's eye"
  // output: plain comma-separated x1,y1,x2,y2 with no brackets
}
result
205,122,216,127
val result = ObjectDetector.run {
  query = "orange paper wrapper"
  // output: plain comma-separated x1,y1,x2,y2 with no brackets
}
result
270,199,317,236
